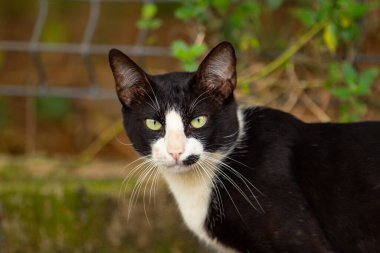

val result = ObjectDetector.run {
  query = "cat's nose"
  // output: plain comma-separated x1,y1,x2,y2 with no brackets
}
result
165,131,186,162
169,151,183,162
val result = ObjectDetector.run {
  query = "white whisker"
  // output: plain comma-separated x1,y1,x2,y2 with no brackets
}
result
203,153,264,214
201,158,244,220
128,161,156,219
197,159,225,221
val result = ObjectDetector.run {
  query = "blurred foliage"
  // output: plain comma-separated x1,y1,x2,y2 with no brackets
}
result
299,0,380,122
36,97,72,121
170,40,208,71
326,62,379,122
136,0,380,122
295,0,371,53
137,3,162,30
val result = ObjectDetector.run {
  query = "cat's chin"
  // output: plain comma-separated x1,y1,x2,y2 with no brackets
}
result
161,164,193,174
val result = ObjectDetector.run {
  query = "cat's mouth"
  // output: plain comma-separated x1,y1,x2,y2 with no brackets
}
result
163,155,200,173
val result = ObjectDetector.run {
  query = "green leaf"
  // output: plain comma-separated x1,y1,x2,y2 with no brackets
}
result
141,3,158,19
294,8,316,28
340,25,360,42
323,23,338,53
328,62,341,84
137,19,162,30
359,67,379,86
183,61,198,72
344,3,369,19
175,1,207,22
170,40,208,71
171,40,190,59
188,43,208,58
342,62,358,88
356,68,379,95
331,87,352,100
137,3,161,30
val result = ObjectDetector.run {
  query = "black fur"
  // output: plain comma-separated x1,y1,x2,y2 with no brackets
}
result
109,42,380,253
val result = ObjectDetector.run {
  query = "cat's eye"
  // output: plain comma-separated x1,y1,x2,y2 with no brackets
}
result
145,119,162,131
190,116,207,129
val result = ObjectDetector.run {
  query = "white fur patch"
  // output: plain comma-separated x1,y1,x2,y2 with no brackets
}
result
151,109,245,253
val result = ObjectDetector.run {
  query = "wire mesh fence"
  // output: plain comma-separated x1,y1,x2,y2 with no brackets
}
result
1,0,379,156
0,0,176,99
1,0,379,100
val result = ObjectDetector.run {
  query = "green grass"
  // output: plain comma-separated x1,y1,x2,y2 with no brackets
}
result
0,157,207,253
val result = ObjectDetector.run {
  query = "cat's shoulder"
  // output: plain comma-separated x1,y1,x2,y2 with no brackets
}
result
240,106,303,128
241,106,298,119
238,106,304,142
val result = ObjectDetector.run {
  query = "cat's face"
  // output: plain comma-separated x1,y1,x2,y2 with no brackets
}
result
109,42,239,173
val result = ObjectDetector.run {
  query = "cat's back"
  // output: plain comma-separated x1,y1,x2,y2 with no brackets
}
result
238,107,380,252
294,118,380,252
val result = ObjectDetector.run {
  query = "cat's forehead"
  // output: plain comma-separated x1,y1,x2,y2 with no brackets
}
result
148,72,197,109
150,72,195,89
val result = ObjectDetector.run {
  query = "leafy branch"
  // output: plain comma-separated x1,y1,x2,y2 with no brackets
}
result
239,21,328,84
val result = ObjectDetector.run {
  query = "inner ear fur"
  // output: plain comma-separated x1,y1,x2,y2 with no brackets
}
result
196,41,237,100
109,49,150,106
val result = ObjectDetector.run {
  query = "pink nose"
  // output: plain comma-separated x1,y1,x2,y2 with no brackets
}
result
169,152,183,162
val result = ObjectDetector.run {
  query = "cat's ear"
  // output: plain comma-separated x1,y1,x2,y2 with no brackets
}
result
109,49,149,106
196,41,236,100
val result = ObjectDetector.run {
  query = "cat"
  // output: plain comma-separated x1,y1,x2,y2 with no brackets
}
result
109,42,380,253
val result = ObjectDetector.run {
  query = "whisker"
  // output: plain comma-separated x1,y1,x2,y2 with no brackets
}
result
128,161,156,219
119,158,152,200
143,82,161,113
115,135,134,146
207,152,265,196
197,160,225,221
203,154,264,214
149,163,161,204
189,90,210,112
202,158,245,220
223,129,240,139
142,164,158,227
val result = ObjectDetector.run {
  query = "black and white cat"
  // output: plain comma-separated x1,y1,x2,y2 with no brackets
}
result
109,42,380,253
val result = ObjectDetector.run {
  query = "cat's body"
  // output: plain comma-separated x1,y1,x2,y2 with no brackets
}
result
109,42,380,253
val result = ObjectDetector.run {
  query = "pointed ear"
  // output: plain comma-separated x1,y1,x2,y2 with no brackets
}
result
109,49,149,106
196,41,236,100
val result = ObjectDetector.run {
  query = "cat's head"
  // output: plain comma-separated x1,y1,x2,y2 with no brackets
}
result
109,42,240,173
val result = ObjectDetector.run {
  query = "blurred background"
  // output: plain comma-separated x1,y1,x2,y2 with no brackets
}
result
0,0,379,252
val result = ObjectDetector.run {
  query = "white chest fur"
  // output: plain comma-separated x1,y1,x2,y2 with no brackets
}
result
161,169,212,240
160,166,238,253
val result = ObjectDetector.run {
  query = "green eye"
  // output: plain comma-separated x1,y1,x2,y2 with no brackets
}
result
191,116,207,129
145,119,162,131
